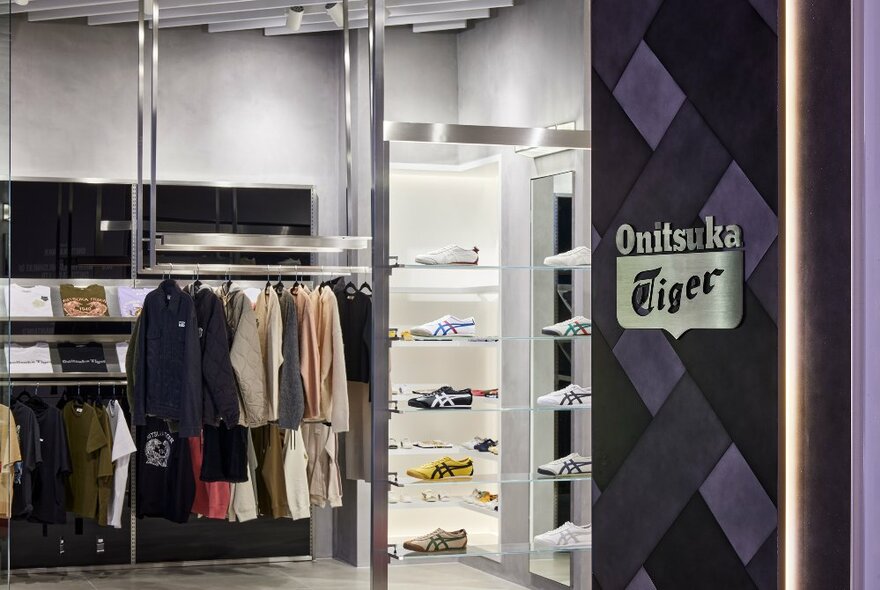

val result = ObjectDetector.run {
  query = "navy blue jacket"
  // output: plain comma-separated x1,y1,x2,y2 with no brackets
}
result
133,280,202,437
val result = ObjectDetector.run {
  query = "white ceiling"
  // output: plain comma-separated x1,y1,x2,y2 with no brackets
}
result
11,0,515,35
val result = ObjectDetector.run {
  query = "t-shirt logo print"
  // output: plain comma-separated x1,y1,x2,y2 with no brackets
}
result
144,432,173,468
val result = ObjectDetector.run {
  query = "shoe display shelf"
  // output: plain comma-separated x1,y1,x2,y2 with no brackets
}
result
383,160,591,569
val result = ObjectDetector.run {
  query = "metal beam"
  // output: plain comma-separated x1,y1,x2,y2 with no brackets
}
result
383,121,593,149
265,6,489,35
411,19,465,32
207,15,283,31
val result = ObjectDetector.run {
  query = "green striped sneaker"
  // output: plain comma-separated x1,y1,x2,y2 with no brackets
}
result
403,528,468,553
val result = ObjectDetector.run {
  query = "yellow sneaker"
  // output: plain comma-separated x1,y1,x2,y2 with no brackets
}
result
405,456,474,480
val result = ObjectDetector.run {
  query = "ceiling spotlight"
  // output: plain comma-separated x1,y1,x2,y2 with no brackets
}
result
325,2,343,27
286,6,304,31
13,0,29,6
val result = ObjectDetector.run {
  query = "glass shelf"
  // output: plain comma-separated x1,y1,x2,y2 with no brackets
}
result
391,264,590,271
388,541,591,561
388,403,591,414
389,472,592,487
388,499,500,519
389,445,499,459
390,336,589,347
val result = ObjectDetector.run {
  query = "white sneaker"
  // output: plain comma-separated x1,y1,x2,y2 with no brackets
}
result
542,316,591,336
415,245,480,265
544,246,591,267
537,453,592,477
534,522,592,548
411,315,476,338
537,384,592,407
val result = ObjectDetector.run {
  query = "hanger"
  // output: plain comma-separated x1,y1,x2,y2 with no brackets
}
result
224,267,233,293
23,385,48,410
344,281,358,296
265,265,272,293
274,272,285,295
359,281,372,294
192,264,203,293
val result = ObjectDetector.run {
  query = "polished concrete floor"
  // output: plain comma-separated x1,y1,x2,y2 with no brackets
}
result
9,559,530,589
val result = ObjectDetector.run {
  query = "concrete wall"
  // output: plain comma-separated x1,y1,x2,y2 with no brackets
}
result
11,18,346,236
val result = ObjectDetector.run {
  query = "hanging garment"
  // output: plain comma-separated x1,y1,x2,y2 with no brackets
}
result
189,433,231,519
133,280,203,437
63,402,112,520
0,406,20,519
282,428,310,520
200,422,249,483
254,288,283,423
292,286,321,421
333,283,372,384
318,287,349,433
28,404,71,525
93,404,115,527
228,429,259,522
136,417,195,524
252,424,288,518
277,290,305,431
106,400,136,529
344,381,371,482
302,421,342,508
11,403,42,518
184,284,240,427
216,283,268,427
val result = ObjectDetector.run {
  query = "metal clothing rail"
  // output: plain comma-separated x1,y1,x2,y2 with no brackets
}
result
6,379,128,387
140,263,372,277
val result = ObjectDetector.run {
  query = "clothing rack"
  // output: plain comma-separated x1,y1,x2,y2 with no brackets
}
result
7,379,128,387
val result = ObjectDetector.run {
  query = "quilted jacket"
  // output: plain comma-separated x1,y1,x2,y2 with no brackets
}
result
132,280,202,437
184,284,240,427
216,283,268,427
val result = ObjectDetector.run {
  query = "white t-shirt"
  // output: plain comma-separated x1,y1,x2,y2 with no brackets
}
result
8,343,53,374
9,285,53,317
106,400,137,529
115,342,129,370
117,287,152,318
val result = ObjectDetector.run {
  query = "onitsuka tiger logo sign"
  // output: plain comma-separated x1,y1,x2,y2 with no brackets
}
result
615,216,744,338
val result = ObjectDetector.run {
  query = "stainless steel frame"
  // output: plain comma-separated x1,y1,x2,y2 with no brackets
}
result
154,233,370,253
384,121,591,149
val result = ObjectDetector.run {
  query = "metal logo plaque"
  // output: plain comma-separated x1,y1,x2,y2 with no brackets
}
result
615,217,744,338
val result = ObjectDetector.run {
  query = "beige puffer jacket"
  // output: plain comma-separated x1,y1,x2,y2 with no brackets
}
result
216,284,268,427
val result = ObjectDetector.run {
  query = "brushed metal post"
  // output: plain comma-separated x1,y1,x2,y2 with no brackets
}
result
136,0,145,274
343,0,353,267
368,0,389,587
149,0,158,268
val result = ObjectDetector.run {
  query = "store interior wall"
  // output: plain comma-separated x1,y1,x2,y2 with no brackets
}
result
10,18,347,238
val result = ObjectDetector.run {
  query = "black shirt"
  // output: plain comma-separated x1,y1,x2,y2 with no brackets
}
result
57,343,108,373
333,283,371,384
136,417,195,524
12,403,42,518
28,403,71,525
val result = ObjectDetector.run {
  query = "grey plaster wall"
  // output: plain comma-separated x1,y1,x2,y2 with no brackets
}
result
11,18,346,236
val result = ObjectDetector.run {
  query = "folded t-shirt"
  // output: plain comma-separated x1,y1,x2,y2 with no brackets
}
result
8,343,53,374
60,284,109,317
57,343,107,373
9,285,53,317
117,287,152,318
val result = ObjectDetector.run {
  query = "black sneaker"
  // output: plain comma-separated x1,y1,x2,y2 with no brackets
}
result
408,386,473,409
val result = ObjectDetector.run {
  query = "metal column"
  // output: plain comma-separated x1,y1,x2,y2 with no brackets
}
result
368,0,389,587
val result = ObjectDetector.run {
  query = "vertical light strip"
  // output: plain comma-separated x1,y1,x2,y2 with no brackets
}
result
783,0,802,588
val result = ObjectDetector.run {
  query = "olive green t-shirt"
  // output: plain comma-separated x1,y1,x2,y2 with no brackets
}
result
63,403,112,519
60,284,110,317
93,405,114,526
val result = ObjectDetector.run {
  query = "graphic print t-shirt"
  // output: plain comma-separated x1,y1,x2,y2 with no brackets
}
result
136,417,195,524
0,405,22,519
9,285,53,317
60,284,109,317
8,343,53,374
57,343,107,373
117,287,152,318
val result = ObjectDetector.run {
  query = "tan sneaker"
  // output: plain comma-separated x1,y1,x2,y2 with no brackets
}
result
403,528,468,553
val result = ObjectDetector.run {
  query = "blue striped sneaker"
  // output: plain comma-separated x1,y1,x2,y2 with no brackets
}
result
411,315,476,338
542,316,591,336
